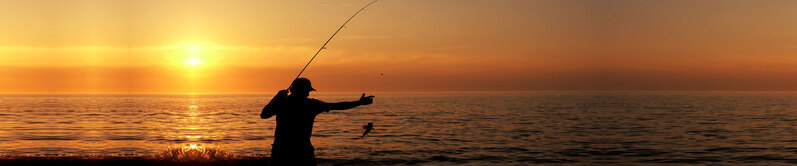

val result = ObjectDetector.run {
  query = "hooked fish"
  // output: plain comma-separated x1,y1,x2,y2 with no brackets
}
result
360,122,375,139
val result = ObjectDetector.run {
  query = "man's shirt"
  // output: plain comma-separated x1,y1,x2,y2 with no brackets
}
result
272,97,329,146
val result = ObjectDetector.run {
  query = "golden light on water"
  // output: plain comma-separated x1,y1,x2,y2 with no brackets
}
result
187,105,200,117
177,101,209,149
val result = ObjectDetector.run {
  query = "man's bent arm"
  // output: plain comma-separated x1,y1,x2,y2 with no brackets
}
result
261,90,288,119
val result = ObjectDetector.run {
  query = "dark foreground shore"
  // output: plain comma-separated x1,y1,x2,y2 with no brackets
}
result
0,146,462,166
0,156,392,166
0,156,270,166
0,147,275,166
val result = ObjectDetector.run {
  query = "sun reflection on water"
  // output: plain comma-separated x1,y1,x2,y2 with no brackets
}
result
174,99,211,152
149,96,243,159
187,104,199,117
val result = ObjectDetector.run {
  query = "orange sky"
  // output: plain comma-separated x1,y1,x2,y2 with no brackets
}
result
1,0,797,94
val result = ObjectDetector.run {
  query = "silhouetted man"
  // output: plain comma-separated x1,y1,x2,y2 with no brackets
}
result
261,78,374,165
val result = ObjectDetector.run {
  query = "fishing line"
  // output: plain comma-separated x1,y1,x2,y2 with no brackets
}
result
288,0,379,90
372,72,383,96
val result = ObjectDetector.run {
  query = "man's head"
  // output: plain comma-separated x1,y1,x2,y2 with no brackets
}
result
289,78,315,96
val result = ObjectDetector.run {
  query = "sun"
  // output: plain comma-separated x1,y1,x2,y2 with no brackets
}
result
186,58,201,66
183,44,203,66
171,43,219,68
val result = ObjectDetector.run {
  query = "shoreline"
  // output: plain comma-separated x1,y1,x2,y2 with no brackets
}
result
0,156,270,166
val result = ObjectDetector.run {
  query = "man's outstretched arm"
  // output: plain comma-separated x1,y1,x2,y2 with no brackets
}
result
261,90,288,119
326,93,374,111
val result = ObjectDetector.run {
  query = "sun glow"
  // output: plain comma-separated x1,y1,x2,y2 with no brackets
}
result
187,58,201,66
185,45,203,66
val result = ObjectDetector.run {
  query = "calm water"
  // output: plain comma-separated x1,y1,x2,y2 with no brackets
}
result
1,92,797,165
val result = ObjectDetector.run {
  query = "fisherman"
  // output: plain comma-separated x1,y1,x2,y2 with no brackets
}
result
261,78,374,165
360,122,375,139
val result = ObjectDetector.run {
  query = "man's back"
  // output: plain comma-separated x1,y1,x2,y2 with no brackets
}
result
273,96,327,146
267,95,328,165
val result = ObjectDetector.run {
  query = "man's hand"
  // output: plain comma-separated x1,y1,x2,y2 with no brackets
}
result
276,89,289,97
359,93,375,105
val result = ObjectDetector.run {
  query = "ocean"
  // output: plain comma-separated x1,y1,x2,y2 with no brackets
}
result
1,92,797,165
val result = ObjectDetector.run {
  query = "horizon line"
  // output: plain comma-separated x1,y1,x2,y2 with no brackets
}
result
4,90,797,95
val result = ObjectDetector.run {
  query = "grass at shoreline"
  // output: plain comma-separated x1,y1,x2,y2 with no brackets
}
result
0,146,270,166
0,155,270,166
0,146,390,166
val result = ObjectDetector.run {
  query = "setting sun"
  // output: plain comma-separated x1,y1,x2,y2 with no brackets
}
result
186,58,201,66
182,44,204,66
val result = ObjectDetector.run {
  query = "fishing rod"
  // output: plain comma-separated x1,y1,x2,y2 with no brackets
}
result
288,0,379,90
